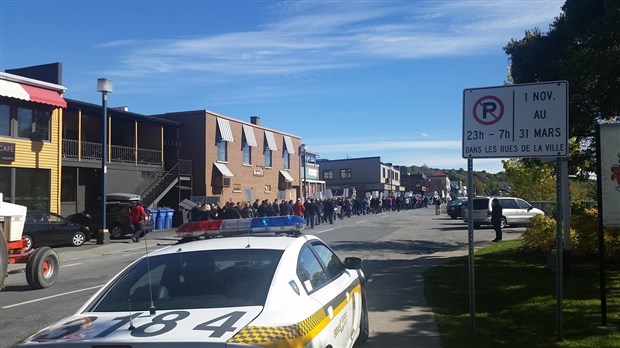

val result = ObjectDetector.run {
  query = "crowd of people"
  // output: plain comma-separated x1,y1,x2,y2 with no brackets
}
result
187,194,440,229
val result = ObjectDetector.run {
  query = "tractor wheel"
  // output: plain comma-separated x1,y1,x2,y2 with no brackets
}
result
0,230,7,290
26,246,59,289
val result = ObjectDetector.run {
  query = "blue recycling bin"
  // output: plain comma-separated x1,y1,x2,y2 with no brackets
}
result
164,208,174,229
154,208,165,230
148,209,159,230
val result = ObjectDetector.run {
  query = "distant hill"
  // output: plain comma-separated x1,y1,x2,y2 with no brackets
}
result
406,165,503,196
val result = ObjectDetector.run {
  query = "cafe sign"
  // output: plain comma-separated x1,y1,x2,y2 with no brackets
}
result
0,142,16,162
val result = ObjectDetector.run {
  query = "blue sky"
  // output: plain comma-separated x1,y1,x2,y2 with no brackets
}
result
0,0,565,173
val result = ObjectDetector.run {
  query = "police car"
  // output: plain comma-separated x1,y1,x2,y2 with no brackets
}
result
12,216,369,347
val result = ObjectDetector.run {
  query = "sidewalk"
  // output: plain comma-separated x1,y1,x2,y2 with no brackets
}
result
360,208,523,348
363,249,469,348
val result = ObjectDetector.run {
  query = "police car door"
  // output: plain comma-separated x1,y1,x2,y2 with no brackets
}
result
298,242,358,347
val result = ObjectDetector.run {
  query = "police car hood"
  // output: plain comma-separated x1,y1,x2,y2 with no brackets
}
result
14,307,263,347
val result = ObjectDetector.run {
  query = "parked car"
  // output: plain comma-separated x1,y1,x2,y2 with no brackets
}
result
446,198,467,219
463,196,544,228
67,202,154,239
23,211,90,251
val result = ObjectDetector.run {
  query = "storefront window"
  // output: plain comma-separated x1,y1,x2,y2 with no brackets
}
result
0,167,10,201
14,168,50,211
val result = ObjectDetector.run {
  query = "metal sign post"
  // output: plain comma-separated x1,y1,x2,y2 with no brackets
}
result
462,81,569,335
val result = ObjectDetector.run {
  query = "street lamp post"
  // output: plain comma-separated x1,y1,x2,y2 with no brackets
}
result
97,78,112,244
300,143,307,202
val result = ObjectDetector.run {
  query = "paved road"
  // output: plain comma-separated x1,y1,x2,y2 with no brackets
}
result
0,206,524,347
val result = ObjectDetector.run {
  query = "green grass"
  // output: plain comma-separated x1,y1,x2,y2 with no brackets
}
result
424,239,620,348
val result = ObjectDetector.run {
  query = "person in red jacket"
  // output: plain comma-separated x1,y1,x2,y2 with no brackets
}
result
293,198,305,217
129,201,147,242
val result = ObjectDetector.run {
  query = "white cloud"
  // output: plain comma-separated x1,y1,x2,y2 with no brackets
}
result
101,1,564,78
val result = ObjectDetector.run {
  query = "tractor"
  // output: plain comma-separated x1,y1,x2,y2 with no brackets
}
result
0,193,59,289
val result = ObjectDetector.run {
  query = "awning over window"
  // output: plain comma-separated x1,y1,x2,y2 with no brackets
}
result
264,131,278,151
279,170,295,182
217,118,234,142
242,124,258,147
214,162,234,177
0,80,67,108
283,136,295,154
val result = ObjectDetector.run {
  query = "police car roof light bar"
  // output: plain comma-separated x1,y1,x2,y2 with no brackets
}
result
176,216,306,239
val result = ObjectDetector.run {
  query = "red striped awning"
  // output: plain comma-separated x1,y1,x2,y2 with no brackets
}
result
0,79,66,108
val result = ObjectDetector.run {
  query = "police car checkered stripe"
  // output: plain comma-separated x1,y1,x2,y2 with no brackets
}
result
228,308,326,344
228,278,362,346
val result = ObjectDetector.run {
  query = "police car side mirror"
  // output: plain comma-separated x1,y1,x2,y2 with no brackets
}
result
344,257,363,270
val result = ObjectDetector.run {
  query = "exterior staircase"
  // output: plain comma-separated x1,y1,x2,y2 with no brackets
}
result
132,160,192,208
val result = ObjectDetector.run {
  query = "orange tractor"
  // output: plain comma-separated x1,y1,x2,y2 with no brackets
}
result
1,193,59,289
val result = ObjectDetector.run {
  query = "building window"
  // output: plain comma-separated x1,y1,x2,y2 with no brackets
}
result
340,168,352,179
232,183,242,192
242,135,252,165
0,104,10,136
1,102,51,140
283,148,290,169
324,170,334,180
216,135,227,162
265,144,273,168
33,109,50,141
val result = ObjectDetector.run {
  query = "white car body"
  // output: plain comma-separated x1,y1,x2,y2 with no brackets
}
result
463,196,544,227
12,217,368,348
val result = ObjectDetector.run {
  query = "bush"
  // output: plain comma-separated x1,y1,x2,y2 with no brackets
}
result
523,208,620,260
522,215,567,253
572,208,620,260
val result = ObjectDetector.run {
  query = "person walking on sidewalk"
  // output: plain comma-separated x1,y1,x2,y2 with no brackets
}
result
434,196,441,215
491,198,503,242
130,201,147,243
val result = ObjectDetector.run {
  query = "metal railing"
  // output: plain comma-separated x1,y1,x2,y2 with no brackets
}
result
62,139,161,165
132,160,192,207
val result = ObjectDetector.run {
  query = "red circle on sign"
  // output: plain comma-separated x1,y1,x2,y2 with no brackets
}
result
472,95,504,125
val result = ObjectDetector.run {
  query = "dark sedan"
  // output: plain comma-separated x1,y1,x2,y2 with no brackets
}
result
66,202,154,239
23,211,90,251
446,198,467,219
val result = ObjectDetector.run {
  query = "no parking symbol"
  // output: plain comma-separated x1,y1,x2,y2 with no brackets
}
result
473,95,504,125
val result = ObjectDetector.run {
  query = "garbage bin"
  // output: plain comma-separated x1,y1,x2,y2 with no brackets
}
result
149,209,160,230
164,208,174,229
154,208,165,230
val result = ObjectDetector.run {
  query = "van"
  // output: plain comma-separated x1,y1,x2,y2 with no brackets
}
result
463,196,544,228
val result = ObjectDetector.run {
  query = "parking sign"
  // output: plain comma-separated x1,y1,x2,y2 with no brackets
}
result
462,81,568,158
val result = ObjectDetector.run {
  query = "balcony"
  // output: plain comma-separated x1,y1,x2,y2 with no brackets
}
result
62,139,161,165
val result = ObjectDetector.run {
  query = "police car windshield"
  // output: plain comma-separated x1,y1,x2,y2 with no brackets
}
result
92,249,283,312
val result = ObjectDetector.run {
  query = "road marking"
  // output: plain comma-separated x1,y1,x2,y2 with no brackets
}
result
61,263,82,268
2,285,102,309
356,220,367,224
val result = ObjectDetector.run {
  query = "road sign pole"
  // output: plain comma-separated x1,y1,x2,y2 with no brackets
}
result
467,158,476,333
555,159,564,341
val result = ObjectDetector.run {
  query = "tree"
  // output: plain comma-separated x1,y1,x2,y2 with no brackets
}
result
504,0,620,177
502,159,556,202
